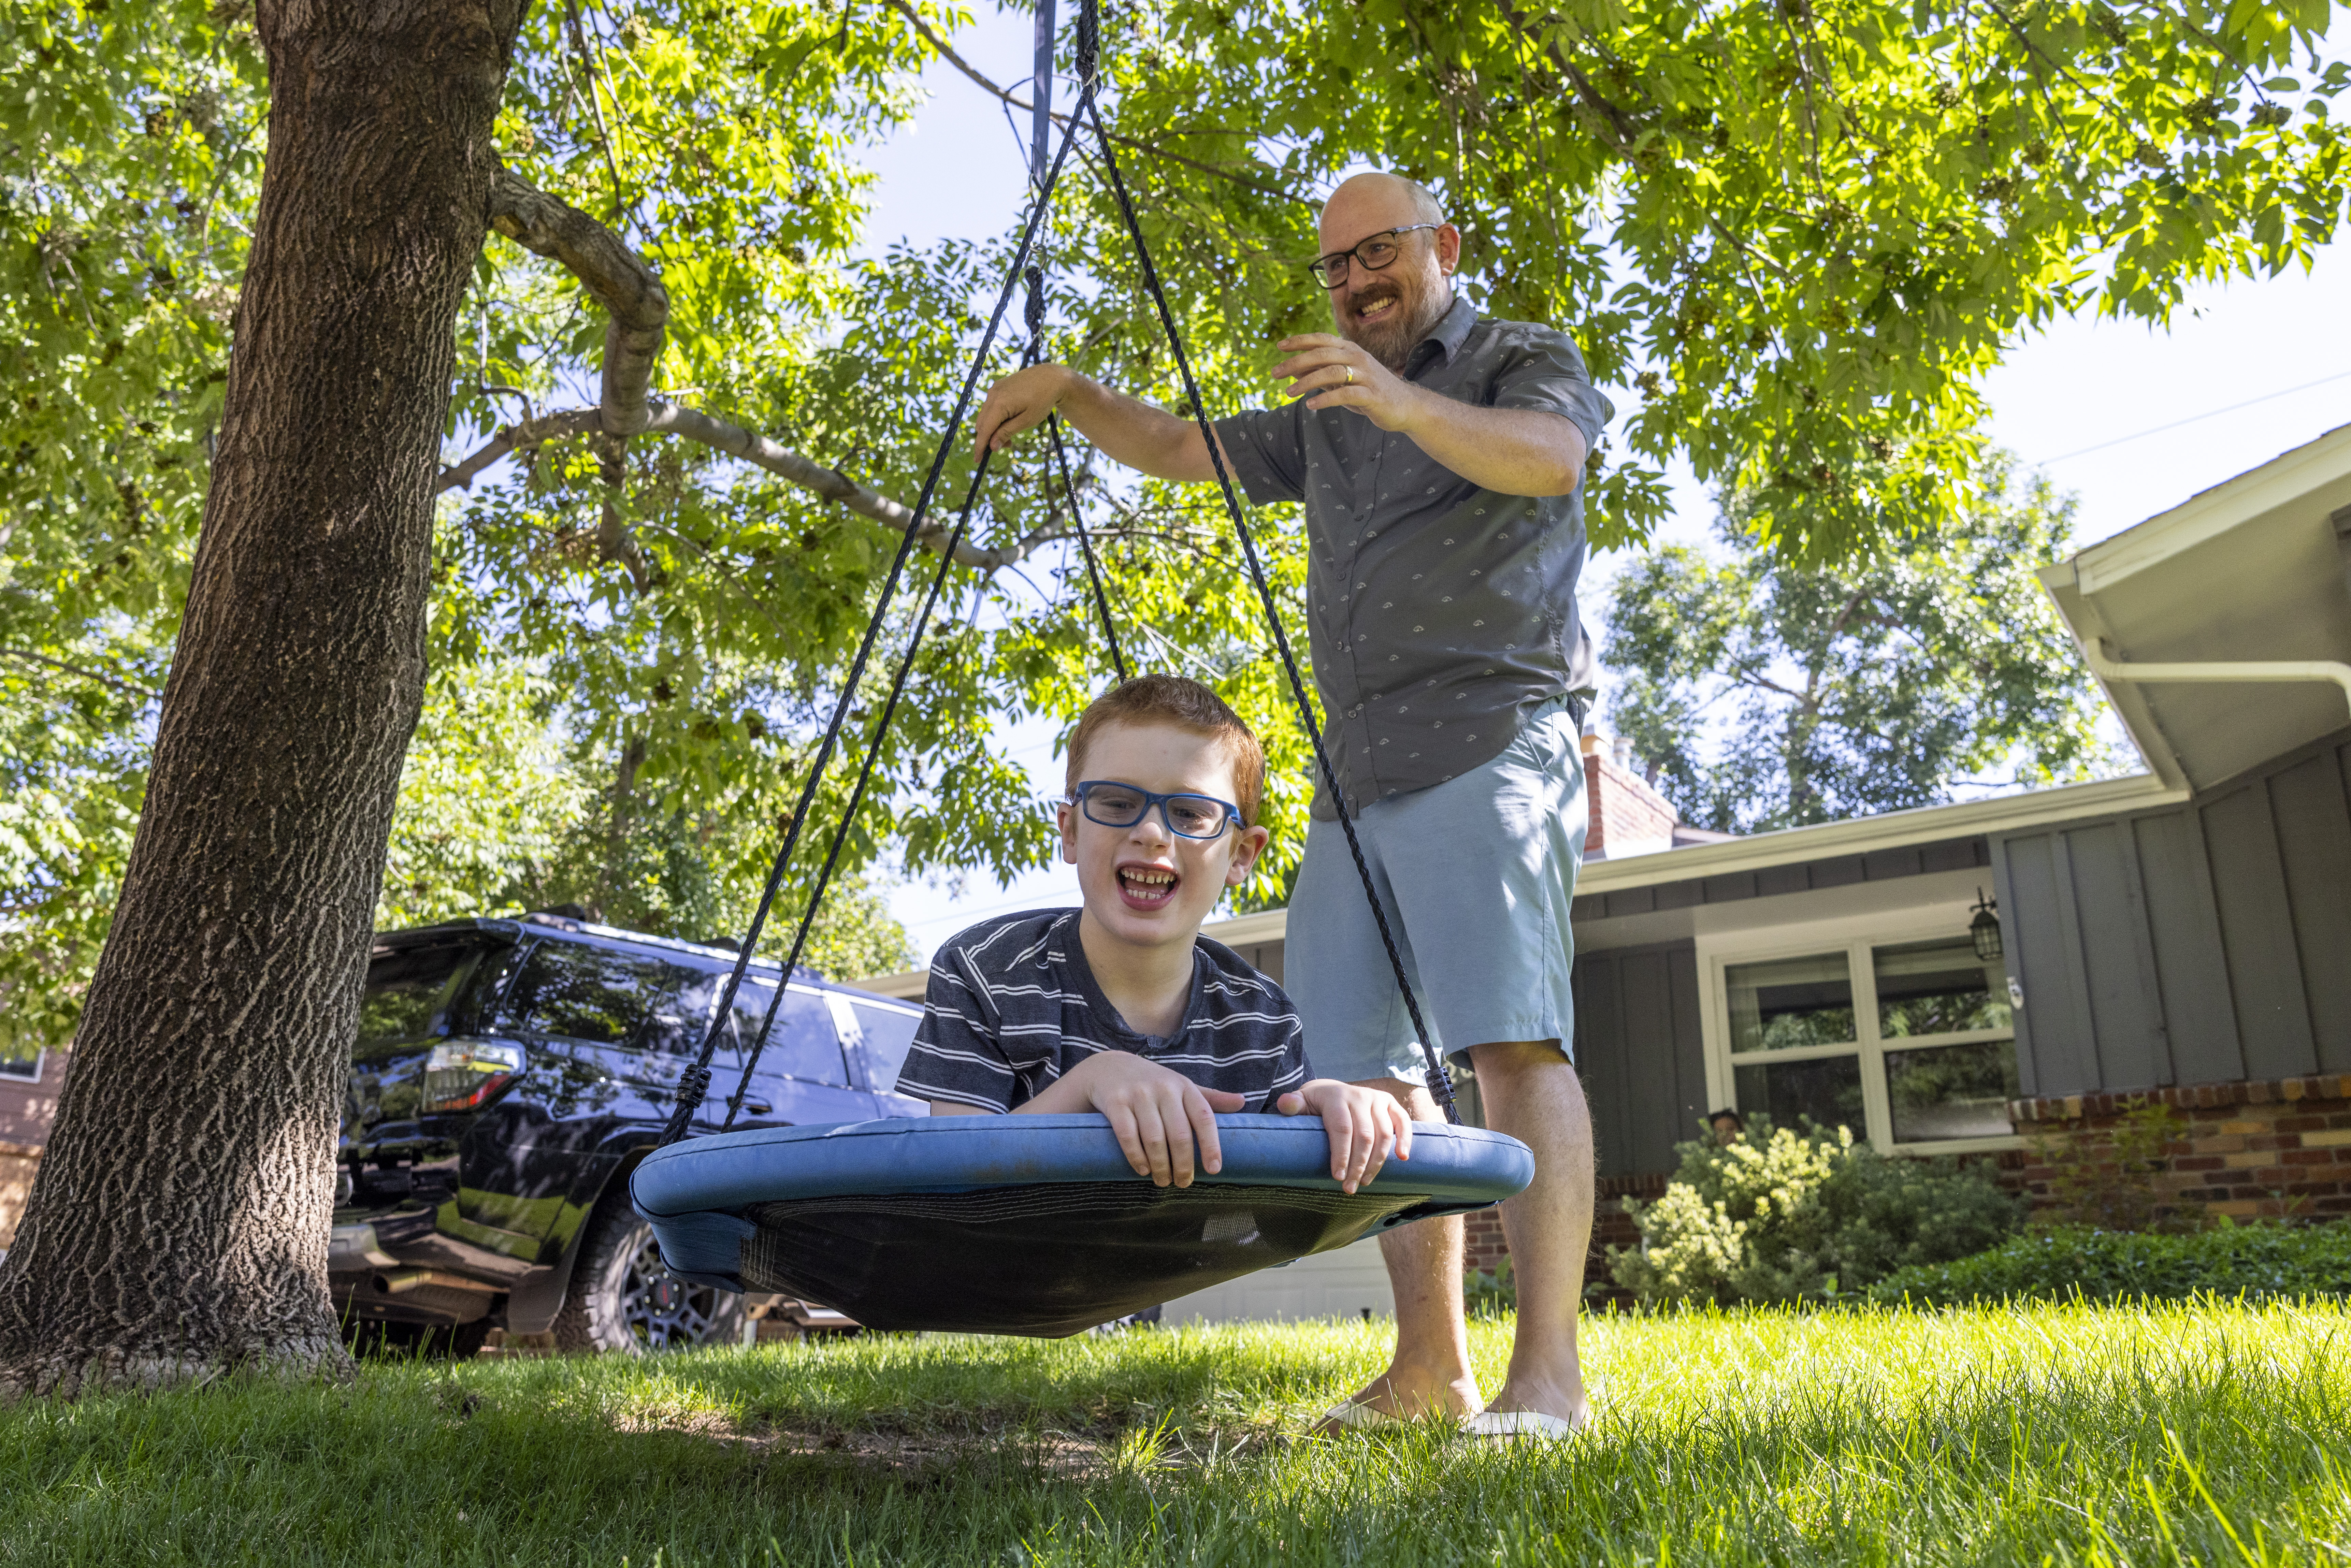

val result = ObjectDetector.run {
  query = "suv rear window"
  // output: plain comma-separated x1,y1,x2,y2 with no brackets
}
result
733,982,849,1086
359,944,478,1046
506,943,705,1051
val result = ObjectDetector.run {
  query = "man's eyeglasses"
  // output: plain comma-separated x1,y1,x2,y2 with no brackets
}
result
1069,780,1242,841
1307,223,1442,288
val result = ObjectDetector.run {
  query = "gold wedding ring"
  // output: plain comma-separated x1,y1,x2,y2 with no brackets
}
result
1344,365,1354,385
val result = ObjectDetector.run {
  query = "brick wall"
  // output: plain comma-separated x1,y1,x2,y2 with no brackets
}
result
2009,1073,2351,1222
1582,738,1679,860
0,1141,40,1251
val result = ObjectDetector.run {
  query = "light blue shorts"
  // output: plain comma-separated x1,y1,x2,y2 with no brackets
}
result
1285,694,1587,1086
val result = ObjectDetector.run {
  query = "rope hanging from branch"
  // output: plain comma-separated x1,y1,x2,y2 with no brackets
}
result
663,0,1463,1146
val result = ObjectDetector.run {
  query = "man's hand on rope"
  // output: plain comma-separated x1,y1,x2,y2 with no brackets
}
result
1271,335,1423,433
974,363,1069,454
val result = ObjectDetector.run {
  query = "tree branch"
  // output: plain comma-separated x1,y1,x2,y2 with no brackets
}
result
437,400,1048,573
0,646,161,700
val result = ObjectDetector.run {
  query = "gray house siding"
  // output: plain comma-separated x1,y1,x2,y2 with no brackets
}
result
1571,942,1707,1179
1572,837,1990,926
1992,728,2351,1098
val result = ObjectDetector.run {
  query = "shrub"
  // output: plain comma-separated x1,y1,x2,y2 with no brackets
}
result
2032,1100,2194,1232
1870,1220,2351,1305
1607,1117,2023,1306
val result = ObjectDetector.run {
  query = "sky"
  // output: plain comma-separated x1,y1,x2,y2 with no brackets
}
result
853,5,2351,969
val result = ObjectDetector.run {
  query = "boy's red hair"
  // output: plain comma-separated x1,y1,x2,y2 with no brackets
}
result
1065,675,1268,825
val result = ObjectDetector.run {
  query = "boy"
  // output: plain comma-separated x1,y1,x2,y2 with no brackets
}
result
897,675,1412,1195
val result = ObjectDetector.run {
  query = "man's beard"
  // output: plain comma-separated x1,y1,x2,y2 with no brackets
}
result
1341,279,1452,370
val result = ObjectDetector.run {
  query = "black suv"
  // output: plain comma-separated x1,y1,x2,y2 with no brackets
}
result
334,912,925,1355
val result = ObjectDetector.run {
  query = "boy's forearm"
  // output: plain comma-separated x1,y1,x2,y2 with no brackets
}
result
1011,1070,1098,1114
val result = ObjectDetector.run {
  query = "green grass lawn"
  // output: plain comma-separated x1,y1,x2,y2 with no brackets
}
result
5,1300,2349,1565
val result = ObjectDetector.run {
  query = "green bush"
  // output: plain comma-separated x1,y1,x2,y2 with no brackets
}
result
1607,1117,2023,1306
1871,1221,2351,1305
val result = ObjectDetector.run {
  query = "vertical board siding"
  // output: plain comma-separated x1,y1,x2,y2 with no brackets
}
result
1573,954,1634,1179
2268,748,2351,1071
2130,810,2242,1084
1573,941,1704,1180
2062,821,2169,1091
2001,832,2099,1095
2201,782,2320,1080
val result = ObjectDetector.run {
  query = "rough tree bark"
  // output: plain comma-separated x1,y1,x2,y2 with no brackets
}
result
0,0,528,1396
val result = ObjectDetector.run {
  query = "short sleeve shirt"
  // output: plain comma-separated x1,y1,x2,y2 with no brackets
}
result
1212,297,1614,816
894,910,1311,1114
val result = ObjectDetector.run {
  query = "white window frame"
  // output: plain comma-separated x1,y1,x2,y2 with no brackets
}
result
1696,901,2021,1156
0,1047,44,1085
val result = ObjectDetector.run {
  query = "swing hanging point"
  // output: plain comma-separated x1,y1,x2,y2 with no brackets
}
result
633,0,1519,1335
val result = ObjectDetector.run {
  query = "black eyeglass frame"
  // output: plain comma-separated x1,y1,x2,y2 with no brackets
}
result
1068,780,1244,841
1306,223,1443,288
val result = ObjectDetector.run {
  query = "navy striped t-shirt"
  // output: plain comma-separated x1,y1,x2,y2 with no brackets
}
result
895,910,1311,1115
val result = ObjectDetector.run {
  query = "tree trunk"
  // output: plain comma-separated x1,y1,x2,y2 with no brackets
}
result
0,0,526,1396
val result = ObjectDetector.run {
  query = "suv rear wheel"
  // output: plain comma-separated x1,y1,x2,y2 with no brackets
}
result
552,1188,748,1354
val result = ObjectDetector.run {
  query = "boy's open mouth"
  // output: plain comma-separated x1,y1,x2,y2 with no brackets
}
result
1116,863,1180,909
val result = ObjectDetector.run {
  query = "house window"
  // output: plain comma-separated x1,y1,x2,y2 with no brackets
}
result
0,1046,41,1084
1708,921,2019,1153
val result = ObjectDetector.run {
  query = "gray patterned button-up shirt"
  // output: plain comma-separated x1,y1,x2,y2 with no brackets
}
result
1213,297,1615,817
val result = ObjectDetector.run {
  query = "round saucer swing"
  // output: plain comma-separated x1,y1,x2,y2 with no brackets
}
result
629,0,1534,1337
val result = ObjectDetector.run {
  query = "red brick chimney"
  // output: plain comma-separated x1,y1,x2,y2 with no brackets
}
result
1582,731,1681,861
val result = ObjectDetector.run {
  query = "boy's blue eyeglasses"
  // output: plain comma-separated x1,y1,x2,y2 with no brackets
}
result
1069,780,1242,840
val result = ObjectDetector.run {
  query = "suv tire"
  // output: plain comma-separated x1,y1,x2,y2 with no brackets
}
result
551,1185,748,1354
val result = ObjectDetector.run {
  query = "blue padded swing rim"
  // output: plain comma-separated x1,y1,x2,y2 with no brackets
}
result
631,1113,1534,1218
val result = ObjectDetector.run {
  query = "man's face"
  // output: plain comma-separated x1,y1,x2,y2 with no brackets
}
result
1056,720,1269,955
1317,191,1456,370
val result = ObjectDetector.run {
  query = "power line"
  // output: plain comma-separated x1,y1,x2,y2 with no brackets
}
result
2038,369,2351,464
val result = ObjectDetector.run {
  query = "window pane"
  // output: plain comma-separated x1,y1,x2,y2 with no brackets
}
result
1734,1055,1865,1137
0,1047,40,1082
1874,939,2011,1037
359,944,475,1046
1726,953,1855,1053
851,1002,921,1088
1886,1039,2020,1142
509,944,697,1048
735,983,849,1086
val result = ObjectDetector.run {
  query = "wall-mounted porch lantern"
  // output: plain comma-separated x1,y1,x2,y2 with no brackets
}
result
1970,888,2003,963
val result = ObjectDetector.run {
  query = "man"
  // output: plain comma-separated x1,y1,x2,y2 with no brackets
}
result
972,171,1612,1437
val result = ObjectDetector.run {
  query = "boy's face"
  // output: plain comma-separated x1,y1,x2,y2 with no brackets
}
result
1056,719,1270,952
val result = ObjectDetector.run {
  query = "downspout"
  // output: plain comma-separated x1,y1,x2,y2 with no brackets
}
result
2083,641,2351,727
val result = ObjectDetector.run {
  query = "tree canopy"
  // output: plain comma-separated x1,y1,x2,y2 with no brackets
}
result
1603,453,2128,833
2,0,2344,1044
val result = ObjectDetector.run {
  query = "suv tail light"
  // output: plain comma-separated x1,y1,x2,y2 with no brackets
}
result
422,1041,526,1113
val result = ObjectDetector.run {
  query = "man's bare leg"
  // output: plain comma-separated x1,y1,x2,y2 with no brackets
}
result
1313,1074,1482,1427
1468,1038,1595,1424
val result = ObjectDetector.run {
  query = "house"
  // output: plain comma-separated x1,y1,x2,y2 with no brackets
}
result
864,423,2351,1315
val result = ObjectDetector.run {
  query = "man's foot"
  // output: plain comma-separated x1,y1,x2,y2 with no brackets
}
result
1310,1367,1481,1436
1469,1375,1596,1437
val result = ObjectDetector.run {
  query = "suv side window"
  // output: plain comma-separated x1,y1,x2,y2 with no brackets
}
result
505,942,702,1052
733,980,851,1086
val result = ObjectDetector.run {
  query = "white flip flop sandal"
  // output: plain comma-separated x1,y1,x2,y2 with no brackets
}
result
1461,1408,1585,1440
1317,1397,1411,1432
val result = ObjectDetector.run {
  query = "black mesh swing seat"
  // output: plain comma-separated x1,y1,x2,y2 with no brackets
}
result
634,1115,1533,1336
633,0,1539,1341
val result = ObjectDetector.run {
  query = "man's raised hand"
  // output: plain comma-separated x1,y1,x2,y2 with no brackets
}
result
1270,335,1425,433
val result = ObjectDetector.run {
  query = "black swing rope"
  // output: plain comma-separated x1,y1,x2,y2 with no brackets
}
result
1025,266,1130,683
1077,98,1461,1123
657,91,1093,1147
664,2,1461,1145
